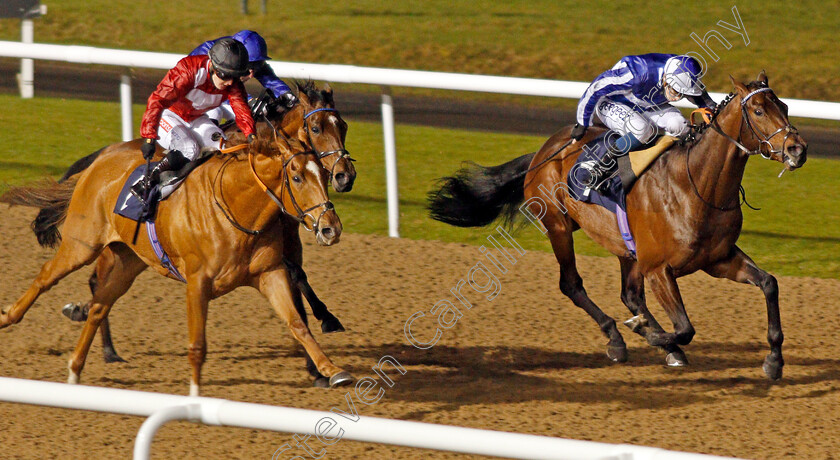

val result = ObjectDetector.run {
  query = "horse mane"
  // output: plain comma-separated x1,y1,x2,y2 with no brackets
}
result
295,79,334,107
679,78,769,148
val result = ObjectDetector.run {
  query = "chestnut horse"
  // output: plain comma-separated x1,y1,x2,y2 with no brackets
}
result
428,73,806,380
36,81,354,363
0,135,354,394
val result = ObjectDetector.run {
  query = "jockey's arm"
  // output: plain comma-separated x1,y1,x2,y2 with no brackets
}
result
253,62,293,98
228,83,256,138
686,89,717,110
139,60,193,140
576,67,635,127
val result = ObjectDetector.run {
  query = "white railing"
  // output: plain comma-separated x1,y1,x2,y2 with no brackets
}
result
3,40,840,237
0,377,739,460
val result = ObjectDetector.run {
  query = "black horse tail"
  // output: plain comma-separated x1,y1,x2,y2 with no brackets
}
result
19,147,104,248
428,152,535,227
1,177,79,249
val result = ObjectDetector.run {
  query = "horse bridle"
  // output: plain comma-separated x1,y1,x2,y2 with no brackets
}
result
687,85,796,211
213,147,335,235
303,107,354,180
709,86,798,160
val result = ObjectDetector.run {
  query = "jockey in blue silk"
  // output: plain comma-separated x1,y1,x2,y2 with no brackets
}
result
570,53,717,191
190,30,297,122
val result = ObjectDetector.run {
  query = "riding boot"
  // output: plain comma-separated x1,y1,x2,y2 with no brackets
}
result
578,132,642,192
130,150,188,205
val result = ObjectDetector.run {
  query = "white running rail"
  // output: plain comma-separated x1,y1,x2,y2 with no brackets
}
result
0,377,740,460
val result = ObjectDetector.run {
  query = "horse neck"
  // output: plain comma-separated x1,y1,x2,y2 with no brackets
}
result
685,98,749,209
215,153,285,233
276,105,305,140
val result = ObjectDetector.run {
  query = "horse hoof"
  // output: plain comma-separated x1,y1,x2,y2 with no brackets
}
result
763,356,783,381
623,315,647,333
62,303,88,322
321,317,346,333
606,345,628,363
313,377,330,388
103,352,127,364
665,351,688,367
329,371,354,388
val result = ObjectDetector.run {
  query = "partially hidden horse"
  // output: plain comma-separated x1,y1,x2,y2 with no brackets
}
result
35,81,355,364
428,73,806,380
0,134,354,394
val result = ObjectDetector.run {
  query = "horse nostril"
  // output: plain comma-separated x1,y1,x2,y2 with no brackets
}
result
321,227,334,239
334,173,346,183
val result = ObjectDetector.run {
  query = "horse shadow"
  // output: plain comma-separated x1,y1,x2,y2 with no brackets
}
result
316,341,840,411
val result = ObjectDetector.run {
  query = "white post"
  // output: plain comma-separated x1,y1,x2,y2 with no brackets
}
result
120,73,133,141
381,86,400,238
134,404,198,460
19,19,34,98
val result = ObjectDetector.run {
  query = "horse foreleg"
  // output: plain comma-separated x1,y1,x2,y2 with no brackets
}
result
547,220,627,362
68,244,145,383
284,258,345,333
1,241,99,328
259,268,353,387
704,246,783,380
619,258,687,365
646,266,695,352
185,277,211,397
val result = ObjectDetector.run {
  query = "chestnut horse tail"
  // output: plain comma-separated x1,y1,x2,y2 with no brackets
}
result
0,177,79,248
428,152,535,227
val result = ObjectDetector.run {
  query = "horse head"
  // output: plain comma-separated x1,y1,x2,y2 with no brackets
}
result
249,136,342,246
726,71,807,170
295,81,357,192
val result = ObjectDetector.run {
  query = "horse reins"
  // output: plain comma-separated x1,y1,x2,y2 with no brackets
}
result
212,146,335,235
687,85,796,211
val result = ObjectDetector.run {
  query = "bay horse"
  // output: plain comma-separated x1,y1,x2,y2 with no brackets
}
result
0,135,354,394
428,73,806,380
35,81,354,364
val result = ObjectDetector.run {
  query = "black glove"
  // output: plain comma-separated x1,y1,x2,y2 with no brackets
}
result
141,138,156,160
279,91,298,109
570,123,587,141
247,133,257,144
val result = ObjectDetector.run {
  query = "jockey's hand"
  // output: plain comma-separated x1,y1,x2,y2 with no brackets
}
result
141,138,156,160
279,91,298,109
570,124,587,143
247,133,257,144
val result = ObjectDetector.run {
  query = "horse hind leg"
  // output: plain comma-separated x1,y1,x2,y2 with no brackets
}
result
0,237,102,329
546,219,627,362
618,257,687,367
288,281,330,388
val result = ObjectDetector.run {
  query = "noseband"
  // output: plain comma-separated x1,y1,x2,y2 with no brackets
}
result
303,107,354,179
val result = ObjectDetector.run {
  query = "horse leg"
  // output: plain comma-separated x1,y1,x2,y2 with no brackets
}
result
67,244,145,383
288,279,330,388
645,266,695,359
258,268,353,387
703,246,783,380
284,258,344,333
185,277,211,397
547,220,627,362
62,251,126,363
0,238,101,328
619,258,687,366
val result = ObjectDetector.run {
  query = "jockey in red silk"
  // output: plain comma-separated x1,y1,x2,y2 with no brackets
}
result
570,53,717,191
132,38,256,203
191,30,297,122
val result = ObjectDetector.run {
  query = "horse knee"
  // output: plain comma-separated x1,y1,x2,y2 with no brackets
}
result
558,275,583,298
675,325,695,345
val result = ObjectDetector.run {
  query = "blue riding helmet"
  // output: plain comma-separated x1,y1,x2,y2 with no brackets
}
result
232,30,271,63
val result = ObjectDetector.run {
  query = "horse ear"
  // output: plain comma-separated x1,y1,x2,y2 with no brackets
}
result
729,74,748,96
297,88,310,106
322,84,335,107
757,70,768,86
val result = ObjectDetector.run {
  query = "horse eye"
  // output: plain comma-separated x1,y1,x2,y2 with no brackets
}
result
311,126,321,134
754,109,764,116
293,175,303,184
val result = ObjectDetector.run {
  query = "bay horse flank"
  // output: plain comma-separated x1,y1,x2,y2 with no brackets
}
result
429,73,806,380
33,81,353,364
0,135,354,394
